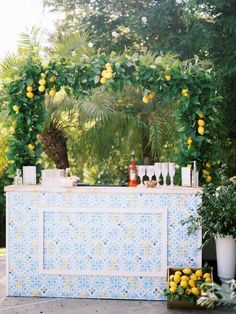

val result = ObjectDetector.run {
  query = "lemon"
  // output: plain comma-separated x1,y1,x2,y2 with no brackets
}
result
197,119,205,127
198,113,204,118
191,287,200,296
142,96,149,104
169,274,174,281
203,273,211,279
26,85,33,92
175,271,182,276
49,88,56,97
102,70,113,79
206,175,212,183
174,275,181,284
40,73,46,79
195,269,203,278
100,77,106,84
187,137,193,145
27,144,35,151
180,280,188,288
202,169,210,176
181,88,189,96
190,274,198,281
49,75,56,83
165,75,172,81
169,281,177,288
148,91,156,99
105,63,112,69
169,286,176,293
206,162,211,168
38,78,46,86
13,105,19,113
181,275,189,282
205,277,212,283
38,85,46,92
188,279,195,288
183,268,192,275
198,126,205,135
26,92,34,99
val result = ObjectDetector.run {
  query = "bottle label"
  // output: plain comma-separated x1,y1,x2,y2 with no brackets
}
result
130,169,136,181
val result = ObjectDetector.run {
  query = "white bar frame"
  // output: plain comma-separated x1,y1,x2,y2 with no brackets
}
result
38,207,167,277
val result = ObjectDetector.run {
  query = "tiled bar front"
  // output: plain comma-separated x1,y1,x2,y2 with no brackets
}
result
5,186,202,300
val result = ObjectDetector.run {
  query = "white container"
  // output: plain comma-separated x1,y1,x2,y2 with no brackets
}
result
23,166,37,185
181,167,191,187
41,169,65,186
215,235,236,286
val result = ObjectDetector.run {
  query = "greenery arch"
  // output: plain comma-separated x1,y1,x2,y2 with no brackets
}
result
6,53,220,184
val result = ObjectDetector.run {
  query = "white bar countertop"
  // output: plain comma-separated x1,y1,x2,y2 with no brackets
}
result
4,185,202,194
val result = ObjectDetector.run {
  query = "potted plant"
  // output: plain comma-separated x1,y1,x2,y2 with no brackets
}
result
183,165,236,286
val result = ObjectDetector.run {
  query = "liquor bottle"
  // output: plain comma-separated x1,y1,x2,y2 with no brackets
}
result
128,151,138,187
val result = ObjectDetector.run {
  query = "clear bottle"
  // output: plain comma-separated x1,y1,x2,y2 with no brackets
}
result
14,169,23,186
128,151,138,187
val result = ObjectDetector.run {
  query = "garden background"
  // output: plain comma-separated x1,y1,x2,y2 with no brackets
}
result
0,0,236,246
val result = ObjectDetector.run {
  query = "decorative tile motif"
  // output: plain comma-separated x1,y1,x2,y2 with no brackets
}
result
42,211,166,275
7,191,201,300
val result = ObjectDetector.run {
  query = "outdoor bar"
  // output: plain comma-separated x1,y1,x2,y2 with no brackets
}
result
5,184,201,300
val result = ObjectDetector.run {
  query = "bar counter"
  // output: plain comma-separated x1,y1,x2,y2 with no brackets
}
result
5,185,202,300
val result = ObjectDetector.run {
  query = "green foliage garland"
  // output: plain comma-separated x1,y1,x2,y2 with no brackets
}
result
6,53,220,183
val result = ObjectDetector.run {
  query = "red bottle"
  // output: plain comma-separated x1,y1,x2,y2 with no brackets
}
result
128,151,138,187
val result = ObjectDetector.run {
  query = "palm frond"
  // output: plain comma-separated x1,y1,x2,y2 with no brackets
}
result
54,32,95,59
0,52,20,77
18,26,42,49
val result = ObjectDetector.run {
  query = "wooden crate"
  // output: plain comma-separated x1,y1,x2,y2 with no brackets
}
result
166,267,214,309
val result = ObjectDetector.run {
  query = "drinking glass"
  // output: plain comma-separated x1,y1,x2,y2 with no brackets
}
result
136,165,146,187
146,165,155,181
154,163,162,186
161,163,169,186
168,163,176,187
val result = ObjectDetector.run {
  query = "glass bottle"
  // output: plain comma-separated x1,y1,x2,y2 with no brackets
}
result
14,169,23,186
128,151,138,187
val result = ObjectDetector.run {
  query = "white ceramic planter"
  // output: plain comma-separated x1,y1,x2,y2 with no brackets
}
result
215,235,236,285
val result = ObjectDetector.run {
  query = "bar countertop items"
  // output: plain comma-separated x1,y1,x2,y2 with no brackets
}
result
5,185,202,300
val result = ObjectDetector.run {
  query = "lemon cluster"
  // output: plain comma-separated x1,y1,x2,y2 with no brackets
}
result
38,73,46,93
168,268,212,297
202,162,212,183
100,63,113,84
26,81,34,99
142,91,156,104
197,113,205,136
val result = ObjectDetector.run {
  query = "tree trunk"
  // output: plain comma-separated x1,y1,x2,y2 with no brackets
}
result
40,127,69,169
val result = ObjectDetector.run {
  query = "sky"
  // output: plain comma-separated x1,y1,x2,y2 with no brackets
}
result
0,0,61,60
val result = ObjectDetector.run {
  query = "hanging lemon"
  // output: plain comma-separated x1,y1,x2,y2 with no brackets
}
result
198,113,205,118
165,75,172,81
198,126,205,135
206,175,212,183
27,144,35,151
40,73,46,79
100,77,106,84
13,105,19,113
26,92,34,99
38,85,46,92
26,86,33,92
49,75,56,83
197,119,205,127
142,95,149,104
49,88,56,97
38,79,46,86
181,88,189,96
187,137,193,145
